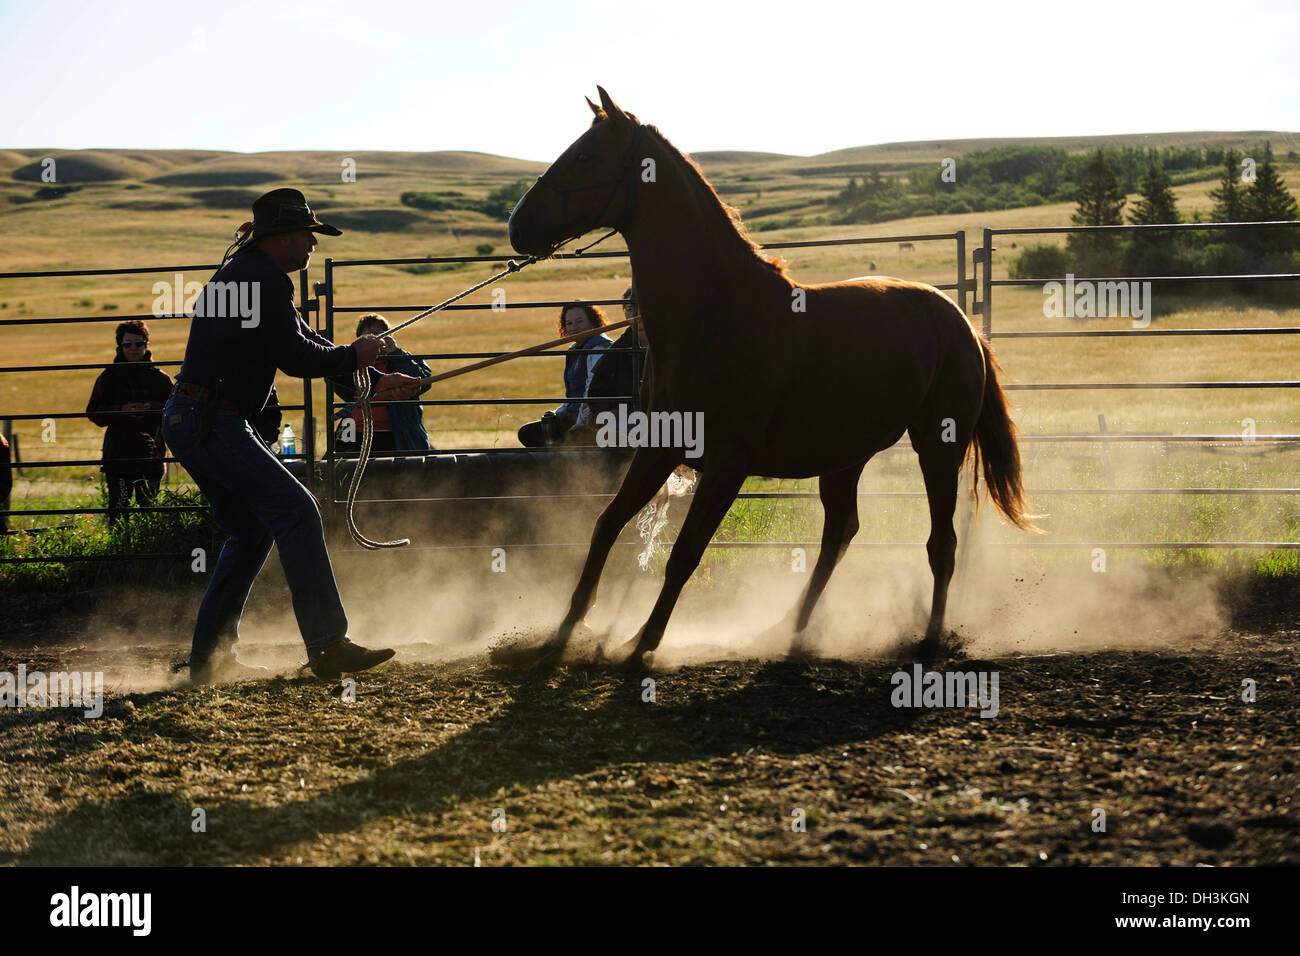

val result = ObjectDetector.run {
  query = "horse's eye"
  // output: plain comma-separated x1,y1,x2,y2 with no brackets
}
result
577,152,593,162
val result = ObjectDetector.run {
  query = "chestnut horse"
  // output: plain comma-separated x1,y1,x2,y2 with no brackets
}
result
508,87,1036,667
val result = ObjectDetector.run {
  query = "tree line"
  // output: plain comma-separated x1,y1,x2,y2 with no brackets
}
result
828,143,1297,225
1012,142,1298,292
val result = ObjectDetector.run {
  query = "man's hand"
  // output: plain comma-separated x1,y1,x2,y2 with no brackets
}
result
373,372,423,401
354,334,384,368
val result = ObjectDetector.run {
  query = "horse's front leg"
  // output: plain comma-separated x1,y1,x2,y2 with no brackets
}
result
540,445,681,663
609,463,746,669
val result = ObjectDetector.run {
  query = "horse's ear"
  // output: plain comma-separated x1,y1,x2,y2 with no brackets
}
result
596,86,627,122
586,95,604,118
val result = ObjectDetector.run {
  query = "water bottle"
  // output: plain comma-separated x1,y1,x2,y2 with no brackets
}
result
281,424,296,456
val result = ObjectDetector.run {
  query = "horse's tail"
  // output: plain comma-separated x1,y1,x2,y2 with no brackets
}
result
970,336,1041,533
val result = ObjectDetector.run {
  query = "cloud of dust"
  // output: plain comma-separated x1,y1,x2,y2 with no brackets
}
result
43,446,1241,686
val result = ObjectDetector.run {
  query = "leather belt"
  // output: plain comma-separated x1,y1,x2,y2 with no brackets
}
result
173,381,240,412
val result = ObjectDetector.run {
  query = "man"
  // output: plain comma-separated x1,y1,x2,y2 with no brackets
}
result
162,187,421,684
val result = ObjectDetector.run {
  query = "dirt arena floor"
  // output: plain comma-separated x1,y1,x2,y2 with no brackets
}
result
2,564,1295,866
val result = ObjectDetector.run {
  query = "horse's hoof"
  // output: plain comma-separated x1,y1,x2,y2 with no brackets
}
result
787,635,822,663
606,638,654,671
489,631,568,670
618,650,654,672
531,640,567,670
915,628,965,662
916,632,946,662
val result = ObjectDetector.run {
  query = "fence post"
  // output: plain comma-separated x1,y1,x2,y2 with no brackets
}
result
298,266,317,490
298,267,315,493
981,227,994,339
322,259,336,522
955,230,967,316
953,229,985,617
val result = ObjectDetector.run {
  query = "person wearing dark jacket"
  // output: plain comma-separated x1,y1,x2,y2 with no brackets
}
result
583,285,647,428
161,188,422,685
85,320,175,529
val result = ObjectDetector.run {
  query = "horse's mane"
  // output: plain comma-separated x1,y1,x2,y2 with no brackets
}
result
642,124,789,280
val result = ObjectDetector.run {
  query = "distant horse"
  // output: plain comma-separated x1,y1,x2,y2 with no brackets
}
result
508,87,1037,668
898,242,915,252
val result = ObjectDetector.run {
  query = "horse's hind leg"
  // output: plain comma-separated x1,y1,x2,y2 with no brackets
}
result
610,463,746,667
549,446,681,655
911,431,966,655
787,464,865,658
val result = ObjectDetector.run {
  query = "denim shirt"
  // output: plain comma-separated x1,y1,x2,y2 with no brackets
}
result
556,333,612,424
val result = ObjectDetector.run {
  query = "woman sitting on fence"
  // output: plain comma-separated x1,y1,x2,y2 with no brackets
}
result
517,303,613,447
85,319,175,528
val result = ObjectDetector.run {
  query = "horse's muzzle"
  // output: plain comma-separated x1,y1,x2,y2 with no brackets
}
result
507,190,562,258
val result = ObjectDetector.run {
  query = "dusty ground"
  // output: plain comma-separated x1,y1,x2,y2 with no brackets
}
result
1,611,1295,866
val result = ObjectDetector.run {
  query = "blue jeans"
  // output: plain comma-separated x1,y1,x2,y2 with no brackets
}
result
162,395,348,664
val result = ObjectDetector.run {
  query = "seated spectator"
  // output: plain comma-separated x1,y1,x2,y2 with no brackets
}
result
333,313,434,455
517,303,612,447
582,284,647,432
86,320,174,529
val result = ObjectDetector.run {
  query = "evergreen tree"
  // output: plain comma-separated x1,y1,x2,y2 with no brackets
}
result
1123,160,1182,277
1241,142,1299,256
1208,149,1246,222
1244,142,1299,221
1129,160,1179,225
1068,149,1126,269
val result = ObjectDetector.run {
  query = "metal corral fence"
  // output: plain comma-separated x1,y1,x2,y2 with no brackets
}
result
3,223,1298,564
0,262,315,563
0,233,962,563
973,220,1300,551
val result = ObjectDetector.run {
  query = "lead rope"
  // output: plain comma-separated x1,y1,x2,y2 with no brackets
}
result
344,229,620,548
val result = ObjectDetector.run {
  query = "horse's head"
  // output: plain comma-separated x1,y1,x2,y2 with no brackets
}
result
508,86,644,258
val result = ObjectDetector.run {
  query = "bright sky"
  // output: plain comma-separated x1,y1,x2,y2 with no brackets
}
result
2,0,1296,161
